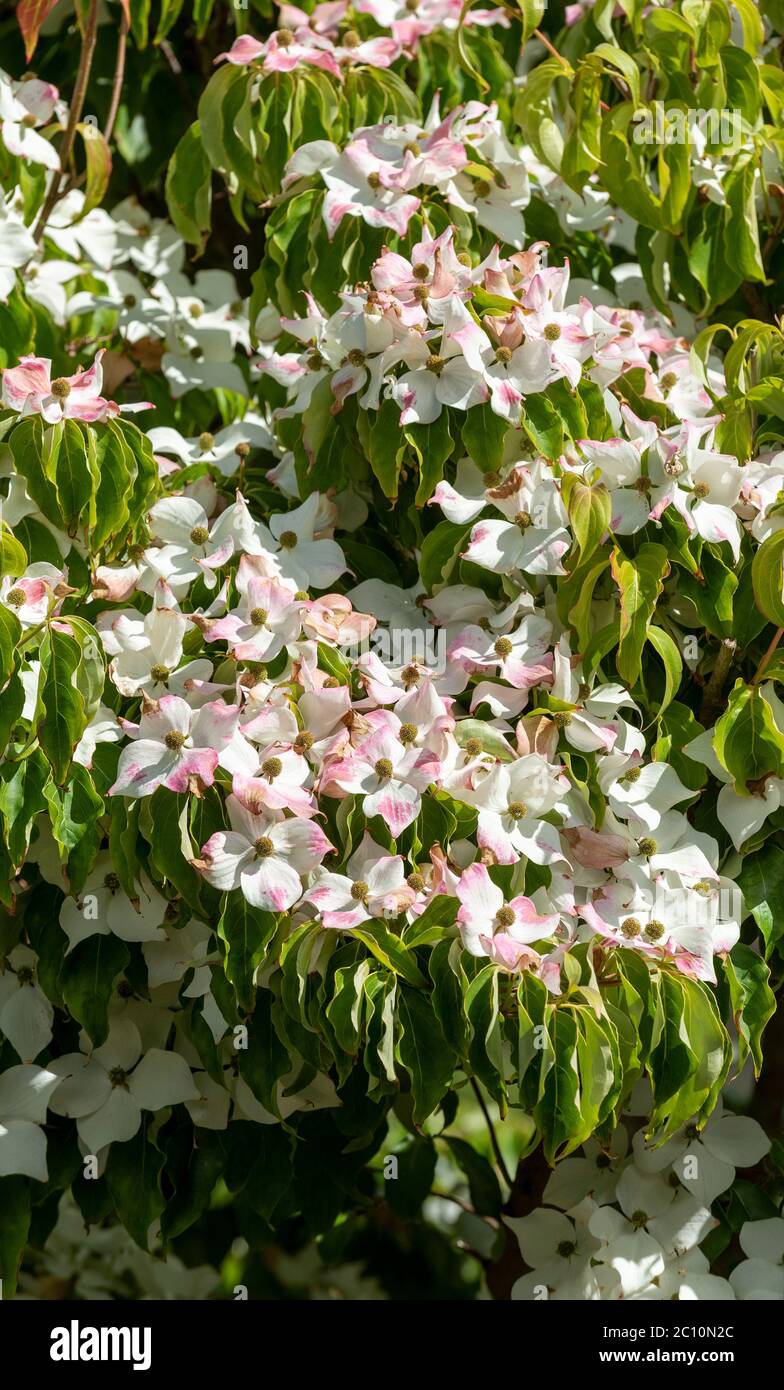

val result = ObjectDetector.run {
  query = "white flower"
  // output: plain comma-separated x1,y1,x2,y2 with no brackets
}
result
0,946,53,1061
49,1018,198,1153
0,1064,62,1180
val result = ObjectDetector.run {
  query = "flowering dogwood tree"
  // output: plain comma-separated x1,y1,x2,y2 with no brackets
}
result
1,0,784,1304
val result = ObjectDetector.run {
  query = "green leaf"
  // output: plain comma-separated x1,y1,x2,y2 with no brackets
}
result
737,844,784,958
720,944,775,1075
105,1123,166,1251
60,934,131,1046
444,1135,503,1216
406,413,454,506
713,680,784,794
462,402,508,473
610,542,670,686
562,474,611,561
0,1177,30,1297
752,529,784,627
385,1137,437,1217
397,986,456,1125
238,989,291,1118
37,627,88,786
646,624,683,714
465,965,507,1113
165,122,212,248
353,921,427,988
0,606,21,686
217,895,277,1011
75,123,112,216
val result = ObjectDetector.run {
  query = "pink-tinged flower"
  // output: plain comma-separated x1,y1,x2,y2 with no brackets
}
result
1,350,150,423
323,728,440,835
196,794,332,911
0,72,62,169
563,825,630,871
1,573,54,628
278,2,349,36
286,140,420,240
390,326,489,427
231,745,316,819
448,612,552,689
305,832,415,929
214,29,342,79
145,494,234,594
301,594,376,645
331,34,401,67
109,695,241,797
464,756,568,867
372,227,472,326
200,569,302,661
456,862,559,958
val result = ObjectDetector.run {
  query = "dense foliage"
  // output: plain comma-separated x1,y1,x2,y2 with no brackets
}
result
2,0,784,1302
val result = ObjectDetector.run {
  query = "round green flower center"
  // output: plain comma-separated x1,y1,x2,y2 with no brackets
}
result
250,607,268,627
294,731,314,753
413,262,429,281
367,171,382,189
164,730,187,750
189,525,209,546
495,906,516,928
261,757,282,780
199,431,215,452
543,323,561,342
347,348,366,367
474,178,492,198
620,766,641,784
351,880,369,901
426,354,445,375
50,377,71,399
637,837,657,857
374,758,393,780
507,801,528,819
279,530,298,549
553,711,572,729
557,1240,577,1258
407,872,425,892
150,664,170,683
5,588,25,608
494,637,513,657
399,723,418,745
643,919,666,942
464,738,482,757
495,345,512,363
515,510,532,529
254,836,274,857
620,917,642,939
276,27,295,46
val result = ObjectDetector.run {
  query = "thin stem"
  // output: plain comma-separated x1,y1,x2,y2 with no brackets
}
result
469,1077,513,1188
532,29,610,110
533,28,570,68
33,0,100,244
698,637,737,723
754,626,784,684
104,10,129,145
